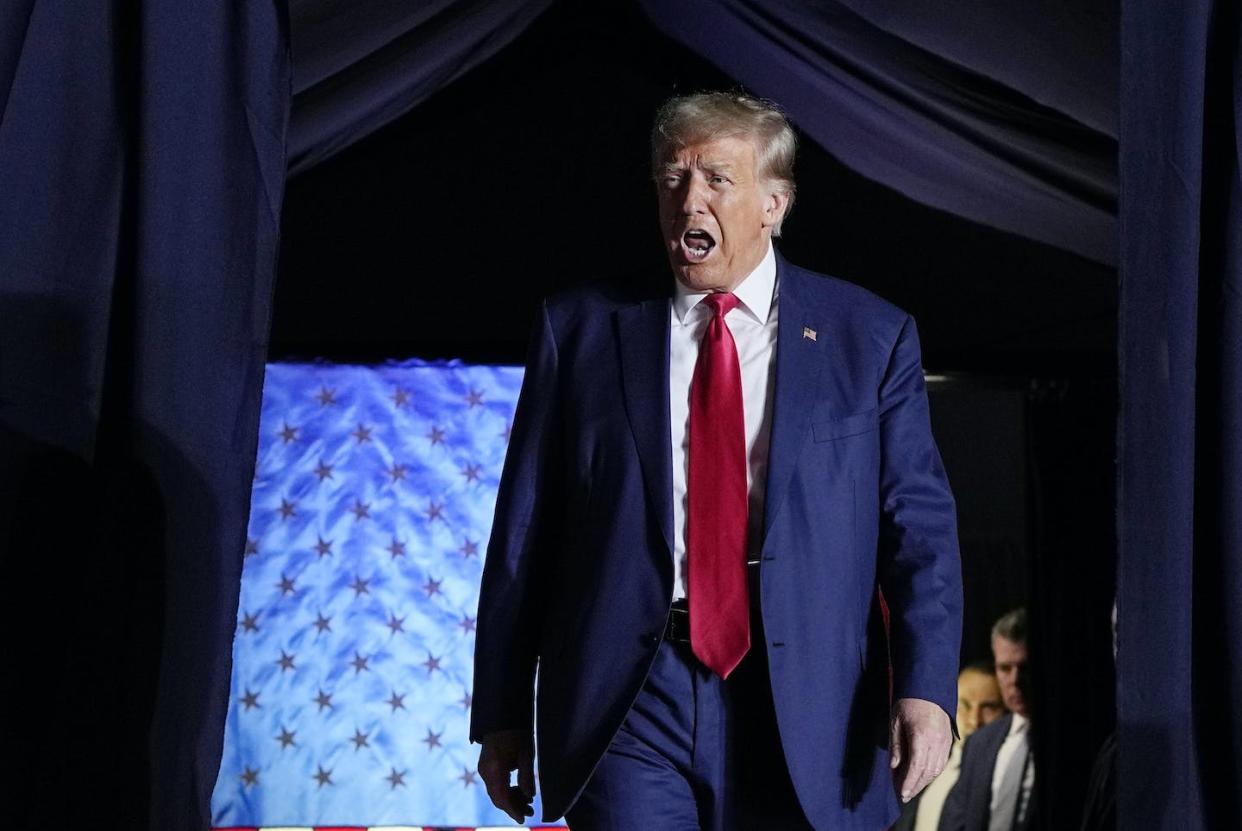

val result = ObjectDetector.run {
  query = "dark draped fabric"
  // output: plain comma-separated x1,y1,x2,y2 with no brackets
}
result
0,1,289,828
288,0,554,174
1117,0,1241,828
283,0,1117,265
637,0,1117,265
831,1,1117,136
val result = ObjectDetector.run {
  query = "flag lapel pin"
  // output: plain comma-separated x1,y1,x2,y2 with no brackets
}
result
803,326,817,341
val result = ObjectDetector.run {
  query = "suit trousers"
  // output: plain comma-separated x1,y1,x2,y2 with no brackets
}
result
565,613,813,831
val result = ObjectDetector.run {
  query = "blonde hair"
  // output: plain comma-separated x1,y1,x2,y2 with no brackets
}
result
651,91,797,236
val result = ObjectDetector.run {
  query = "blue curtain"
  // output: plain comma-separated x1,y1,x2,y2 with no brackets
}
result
287,0,554,174
830,1,1116,137
1117,0,1241,828
0,1,289,828
285,0,1118,266
637,0,1117,266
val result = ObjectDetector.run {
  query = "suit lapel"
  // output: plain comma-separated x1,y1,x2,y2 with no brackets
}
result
987,713,1013,761
762,260,828,542
615,297,674,558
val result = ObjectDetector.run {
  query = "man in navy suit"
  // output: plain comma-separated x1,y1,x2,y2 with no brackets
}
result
471,92,963,830
938,609,1034,831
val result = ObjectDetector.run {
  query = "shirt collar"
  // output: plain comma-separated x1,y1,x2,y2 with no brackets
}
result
1009,713,1029,735
673,241,777,325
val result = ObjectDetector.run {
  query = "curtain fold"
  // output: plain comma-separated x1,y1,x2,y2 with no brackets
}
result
1117,0,1241,828
0,1,290,827
287,0,554,174
832,0,1117,137
284,0,1118,266
637,0,1117,265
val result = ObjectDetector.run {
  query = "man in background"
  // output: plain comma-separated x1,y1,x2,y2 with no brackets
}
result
894,663,1006,830
939,608,1034,831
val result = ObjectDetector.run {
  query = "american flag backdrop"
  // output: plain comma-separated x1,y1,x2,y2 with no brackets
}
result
210,360,564,830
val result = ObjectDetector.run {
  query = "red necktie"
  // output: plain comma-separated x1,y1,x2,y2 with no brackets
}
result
687,292,750,678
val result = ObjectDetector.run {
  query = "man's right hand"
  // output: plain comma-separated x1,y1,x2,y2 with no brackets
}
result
478,729,536,824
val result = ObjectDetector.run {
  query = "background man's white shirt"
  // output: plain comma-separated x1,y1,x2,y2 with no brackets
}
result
990,713,1036,824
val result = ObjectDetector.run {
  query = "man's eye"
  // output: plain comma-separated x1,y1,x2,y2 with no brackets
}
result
710,175,728,184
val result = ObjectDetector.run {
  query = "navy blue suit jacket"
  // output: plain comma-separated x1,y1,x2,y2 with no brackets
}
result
471,255,963,829
937,713,1014,831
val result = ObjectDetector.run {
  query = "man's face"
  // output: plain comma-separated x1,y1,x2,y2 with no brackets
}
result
992,635,1030,717
656,135,788,293
956,668,1005,739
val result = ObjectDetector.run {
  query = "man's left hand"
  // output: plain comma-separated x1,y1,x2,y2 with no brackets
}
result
889,696,953,802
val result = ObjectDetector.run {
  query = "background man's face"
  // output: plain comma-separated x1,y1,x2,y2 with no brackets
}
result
656,135,785,293
956,668,1005,739
992,635,1030,717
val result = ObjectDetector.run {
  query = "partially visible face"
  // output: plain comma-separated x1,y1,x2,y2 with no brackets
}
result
656,135,788,293
992,635,1030,717
956,668,1005,739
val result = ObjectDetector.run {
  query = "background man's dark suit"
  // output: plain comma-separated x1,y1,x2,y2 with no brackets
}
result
938,713,1038,831
471,254,962,829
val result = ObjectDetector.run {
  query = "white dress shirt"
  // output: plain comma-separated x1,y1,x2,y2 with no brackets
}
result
669,242,779,600
990,713,1036,825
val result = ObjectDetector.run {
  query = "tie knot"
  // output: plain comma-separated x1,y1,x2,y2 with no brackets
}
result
703,292,740,317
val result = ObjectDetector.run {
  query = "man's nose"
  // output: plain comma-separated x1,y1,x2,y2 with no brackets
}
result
679,177,708,214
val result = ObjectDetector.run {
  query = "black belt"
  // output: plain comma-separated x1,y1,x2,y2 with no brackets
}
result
664,559,762,644
665,600,691,643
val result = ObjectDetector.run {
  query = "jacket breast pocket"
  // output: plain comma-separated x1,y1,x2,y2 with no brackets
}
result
811,407,879,442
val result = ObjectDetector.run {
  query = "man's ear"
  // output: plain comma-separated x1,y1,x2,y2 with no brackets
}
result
762,187,791,229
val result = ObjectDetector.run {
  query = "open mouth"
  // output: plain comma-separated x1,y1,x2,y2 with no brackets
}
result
681,229,716,261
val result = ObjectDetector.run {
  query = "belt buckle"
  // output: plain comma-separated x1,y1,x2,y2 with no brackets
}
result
665,602,691,643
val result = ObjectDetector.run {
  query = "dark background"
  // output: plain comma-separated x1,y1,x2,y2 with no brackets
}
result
272,0,1117,826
